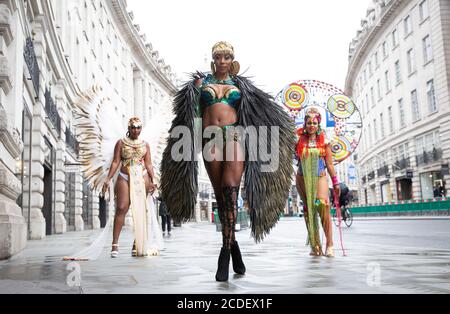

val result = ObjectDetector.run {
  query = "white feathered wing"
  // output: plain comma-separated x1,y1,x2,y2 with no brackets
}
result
73,85,124,197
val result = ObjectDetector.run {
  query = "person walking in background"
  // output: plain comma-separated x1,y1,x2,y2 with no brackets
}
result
158,196,171,236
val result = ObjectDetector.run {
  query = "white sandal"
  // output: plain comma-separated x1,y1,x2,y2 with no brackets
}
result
111,244,119,258
325,246,335,258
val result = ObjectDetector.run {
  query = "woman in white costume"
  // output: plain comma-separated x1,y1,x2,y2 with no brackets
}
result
103,117,157,258
73,86,165,259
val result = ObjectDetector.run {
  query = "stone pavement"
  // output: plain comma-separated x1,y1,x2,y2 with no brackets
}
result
0,217,449,294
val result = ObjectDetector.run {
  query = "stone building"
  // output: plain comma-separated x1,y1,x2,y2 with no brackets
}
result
0,0,177,259
345,0,450,205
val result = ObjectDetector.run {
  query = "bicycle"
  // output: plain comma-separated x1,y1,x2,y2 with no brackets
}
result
329,183,354,228
332,205,353,228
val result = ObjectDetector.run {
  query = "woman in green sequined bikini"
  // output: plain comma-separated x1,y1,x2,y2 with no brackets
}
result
195,42,246,282
161,41,295,283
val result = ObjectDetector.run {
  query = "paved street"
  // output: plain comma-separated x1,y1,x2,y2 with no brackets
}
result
0,217,449,294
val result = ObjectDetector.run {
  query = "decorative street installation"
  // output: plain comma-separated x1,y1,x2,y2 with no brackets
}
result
276,80,363,165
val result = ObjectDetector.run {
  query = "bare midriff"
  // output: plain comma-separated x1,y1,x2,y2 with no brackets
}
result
202,103,238,129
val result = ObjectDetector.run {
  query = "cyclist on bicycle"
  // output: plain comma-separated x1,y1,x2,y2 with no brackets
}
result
330,183,352,220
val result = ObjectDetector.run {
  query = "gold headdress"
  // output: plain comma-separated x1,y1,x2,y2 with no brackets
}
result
211,41,240,76
212,41,235,59
128,117,143,128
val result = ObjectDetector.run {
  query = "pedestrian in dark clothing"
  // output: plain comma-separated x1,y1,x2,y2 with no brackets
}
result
157,197,171,236
434,187,440,198
434,183,445,198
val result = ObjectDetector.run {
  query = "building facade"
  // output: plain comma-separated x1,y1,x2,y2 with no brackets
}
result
346,0,450,205
336,154,359,202
0,0,177,260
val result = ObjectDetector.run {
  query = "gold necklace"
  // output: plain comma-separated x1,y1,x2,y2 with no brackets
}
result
123,137,144,147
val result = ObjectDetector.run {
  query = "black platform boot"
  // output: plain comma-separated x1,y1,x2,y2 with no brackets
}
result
230,241,246,275
215,247,231,282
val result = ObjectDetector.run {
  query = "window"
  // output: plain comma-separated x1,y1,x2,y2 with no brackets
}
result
377,79,382,100
411,90,420,122
374,51,379,68
99,40,104,71
392,29,399,48
380,113,385,138
393,142,410,163
370,87,375,108
368,61,373,77
382,41,389,58
427,79,437,113
419,0,429,21
395,60,402,84
99,2,105,27
415,137,424,156
397,142,410,161
91,22,96,58
148,83,153,99
373,119,378,142
404,15,412,36
385,70,391,92
388,106,394,133
155,88,160,103
106,53,111,80
365,94,369,114
398,98,406,128
372,158,378,173
368,123,373,145
423,35,433,64
379,151,388,168
392,147,398,163
415,130,440,155
407,49,416,74
83,1,89,35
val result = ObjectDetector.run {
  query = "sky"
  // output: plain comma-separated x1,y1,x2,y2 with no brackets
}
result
127,0,372,95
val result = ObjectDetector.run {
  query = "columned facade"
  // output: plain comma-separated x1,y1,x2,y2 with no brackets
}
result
0,0,177,260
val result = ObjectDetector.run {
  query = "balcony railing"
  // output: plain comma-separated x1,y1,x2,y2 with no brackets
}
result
416,148,442,166
362,176,367,184
65,128,79,155
45,88,61,136
394,158,410,171
24,37,40,96
377,165,390,177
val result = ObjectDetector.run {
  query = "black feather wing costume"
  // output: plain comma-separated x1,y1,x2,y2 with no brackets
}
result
161,73,295,242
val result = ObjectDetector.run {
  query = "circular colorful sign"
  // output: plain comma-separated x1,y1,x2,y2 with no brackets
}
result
327,94,356,119
331,136,352,163
281,83,309,112
276,80,363,165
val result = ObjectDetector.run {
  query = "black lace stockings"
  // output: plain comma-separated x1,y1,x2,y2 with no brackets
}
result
219,186,239,250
